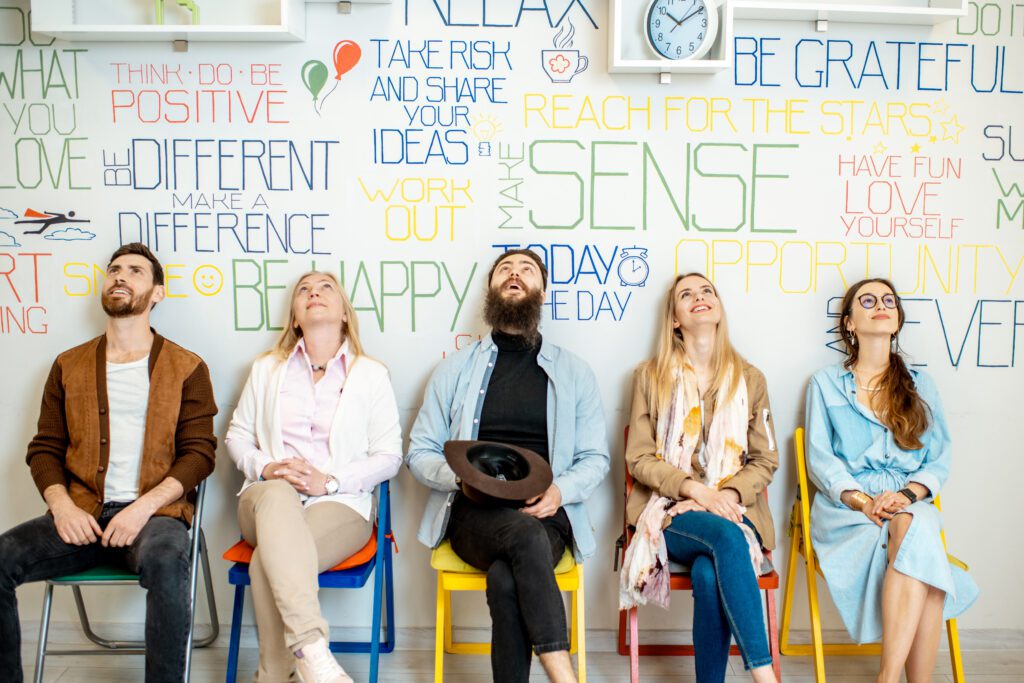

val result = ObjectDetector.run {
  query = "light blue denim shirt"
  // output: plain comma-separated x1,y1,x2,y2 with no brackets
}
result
805,363,950,504
405,333,610,560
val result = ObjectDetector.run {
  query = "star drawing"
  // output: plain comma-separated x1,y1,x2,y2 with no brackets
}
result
940,116,965,144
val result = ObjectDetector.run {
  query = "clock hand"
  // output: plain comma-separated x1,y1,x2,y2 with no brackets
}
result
678,5,704,24
668,0,695,31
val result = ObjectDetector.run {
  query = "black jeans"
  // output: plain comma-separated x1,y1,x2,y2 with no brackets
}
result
447,494,574,683
0,504,192,683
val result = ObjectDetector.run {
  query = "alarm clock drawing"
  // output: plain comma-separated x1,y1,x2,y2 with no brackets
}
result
645,0,719,61
618,247,650,287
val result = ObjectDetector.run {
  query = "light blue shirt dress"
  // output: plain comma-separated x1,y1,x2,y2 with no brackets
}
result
805,363,979,644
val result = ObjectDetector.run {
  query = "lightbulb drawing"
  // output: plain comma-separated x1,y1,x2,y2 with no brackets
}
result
471,114,504,157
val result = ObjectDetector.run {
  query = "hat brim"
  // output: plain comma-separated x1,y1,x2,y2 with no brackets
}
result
444,440,553,505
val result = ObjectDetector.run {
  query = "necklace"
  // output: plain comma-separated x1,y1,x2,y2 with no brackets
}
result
310,363,327,372
854,368,883,392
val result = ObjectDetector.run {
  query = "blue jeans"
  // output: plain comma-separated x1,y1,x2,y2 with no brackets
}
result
664,511,772,682
0,504,191,683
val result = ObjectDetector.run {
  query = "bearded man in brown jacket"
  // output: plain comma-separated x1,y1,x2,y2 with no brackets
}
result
0,243,217,683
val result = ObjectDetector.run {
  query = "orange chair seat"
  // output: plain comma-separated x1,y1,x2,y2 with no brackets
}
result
223,530,377,572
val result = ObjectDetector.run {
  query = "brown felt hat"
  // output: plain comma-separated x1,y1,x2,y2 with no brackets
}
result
444,440,553,508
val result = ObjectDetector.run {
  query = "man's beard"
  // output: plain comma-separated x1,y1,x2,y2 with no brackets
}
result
483,283,544,347
101,286,154,318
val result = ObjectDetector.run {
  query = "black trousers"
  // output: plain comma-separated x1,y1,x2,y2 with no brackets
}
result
447,493,574,683
0,503,192,683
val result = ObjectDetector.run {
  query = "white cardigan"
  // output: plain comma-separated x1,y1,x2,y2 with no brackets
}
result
226,352,402,520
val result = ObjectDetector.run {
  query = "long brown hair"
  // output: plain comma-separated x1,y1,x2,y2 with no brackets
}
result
643,273,745,413
271,271,364,361
839,278,929,450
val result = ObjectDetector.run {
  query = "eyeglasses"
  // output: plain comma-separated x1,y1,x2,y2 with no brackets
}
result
857,293,898,310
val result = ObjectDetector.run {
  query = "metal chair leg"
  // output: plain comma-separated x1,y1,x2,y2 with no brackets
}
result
628,607,639,683
32,583,54,683
947,617,966,683
434,578,446,683
779,519,801,655
71,585,146,650
226,584,245,683
575,570,586,683
369,551,385,683
194,531,220,648
766,586,782,682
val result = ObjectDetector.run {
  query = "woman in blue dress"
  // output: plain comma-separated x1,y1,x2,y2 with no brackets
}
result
805,278,978,683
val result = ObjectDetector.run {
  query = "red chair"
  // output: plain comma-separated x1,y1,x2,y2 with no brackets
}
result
616,427,781,682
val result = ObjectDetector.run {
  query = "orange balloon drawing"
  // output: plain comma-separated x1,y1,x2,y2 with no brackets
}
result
332,40,361,80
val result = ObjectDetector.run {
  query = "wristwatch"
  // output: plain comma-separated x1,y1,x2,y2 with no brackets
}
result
324,475,340,495
897,487,918,503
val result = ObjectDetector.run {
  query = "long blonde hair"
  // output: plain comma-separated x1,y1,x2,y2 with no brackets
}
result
643,273,745,412
271,271,364,361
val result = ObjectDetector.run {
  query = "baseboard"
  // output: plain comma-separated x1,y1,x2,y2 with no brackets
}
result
20,621,1024,652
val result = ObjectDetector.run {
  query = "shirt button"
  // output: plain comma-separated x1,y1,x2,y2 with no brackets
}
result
100,437,108,445
480,389,485,395
473,418,479,424
488,363,494,368
99,408,107,415
884,453,889,459
97,465,105,472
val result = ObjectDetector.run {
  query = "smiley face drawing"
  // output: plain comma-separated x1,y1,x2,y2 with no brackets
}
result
192,265,224,296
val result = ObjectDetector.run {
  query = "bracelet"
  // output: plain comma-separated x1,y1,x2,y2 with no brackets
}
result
848,491,873,511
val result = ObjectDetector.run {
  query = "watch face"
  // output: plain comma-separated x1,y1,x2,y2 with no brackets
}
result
645,0,714,61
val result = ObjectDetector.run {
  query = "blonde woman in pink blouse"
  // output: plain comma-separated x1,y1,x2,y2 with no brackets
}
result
226,271,402,683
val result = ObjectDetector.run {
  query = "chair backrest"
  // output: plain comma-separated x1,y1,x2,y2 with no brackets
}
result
190,479,208,556
377,480,392,540
623,426,633,530
793,427,810,505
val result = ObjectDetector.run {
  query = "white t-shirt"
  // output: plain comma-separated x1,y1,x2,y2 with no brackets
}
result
103,356,150,502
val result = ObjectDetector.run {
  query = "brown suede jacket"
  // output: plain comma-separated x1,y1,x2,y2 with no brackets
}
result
625,361,779,550
26,332,217,526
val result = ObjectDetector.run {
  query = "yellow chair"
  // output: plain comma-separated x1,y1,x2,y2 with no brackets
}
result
431,540,586,683
779,427,967,683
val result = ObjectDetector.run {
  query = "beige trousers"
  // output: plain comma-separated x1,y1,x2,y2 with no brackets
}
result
238,480,373,683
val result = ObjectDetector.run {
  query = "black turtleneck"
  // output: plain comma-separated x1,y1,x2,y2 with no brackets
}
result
477,329,549,461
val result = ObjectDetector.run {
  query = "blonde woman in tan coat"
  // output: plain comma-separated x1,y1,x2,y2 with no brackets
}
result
619,273,779,683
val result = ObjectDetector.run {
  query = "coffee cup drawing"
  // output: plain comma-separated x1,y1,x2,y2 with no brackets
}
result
541,49,588,83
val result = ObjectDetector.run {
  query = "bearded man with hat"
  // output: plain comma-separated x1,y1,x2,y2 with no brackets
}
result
406,248,609,683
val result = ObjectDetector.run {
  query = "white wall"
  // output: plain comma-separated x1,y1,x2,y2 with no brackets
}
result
0,0,1021,638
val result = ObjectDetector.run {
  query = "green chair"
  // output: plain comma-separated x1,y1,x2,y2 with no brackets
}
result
32,480,219,683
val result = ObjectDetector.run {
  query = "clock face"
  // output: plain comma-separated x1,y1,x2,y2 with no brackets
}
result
618,256,650,286
645,0,716,61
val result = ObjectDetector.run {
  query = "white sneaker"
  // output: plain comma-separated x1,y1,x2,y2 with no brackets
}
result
294,637,353,683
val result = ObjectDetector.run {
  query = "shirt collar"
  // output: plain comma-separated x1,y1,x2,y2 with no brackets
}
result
291,337,350,369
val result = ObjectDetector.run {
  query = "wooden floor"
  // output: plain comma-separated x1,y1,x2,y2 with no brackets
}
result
19,644,1024,682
